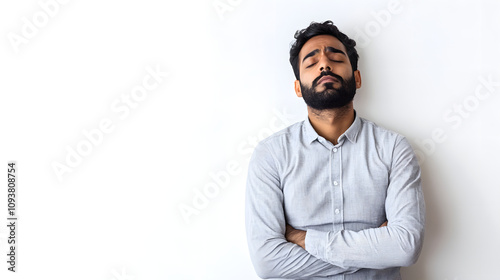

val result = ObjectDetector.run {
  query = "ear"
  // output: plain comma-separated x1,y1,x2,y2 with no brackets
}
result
294,80,302,97
354,70,362,89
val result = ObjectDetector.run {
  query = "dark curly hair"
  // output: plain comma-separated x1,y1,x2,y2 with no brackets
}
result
289,20,359,80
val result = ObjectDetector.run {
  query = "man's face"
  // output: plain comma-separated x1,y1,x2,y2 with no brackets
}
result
295,35,361,110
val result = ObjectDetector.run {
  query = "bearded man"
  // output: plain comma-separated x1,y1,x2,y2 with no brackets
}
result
245,20,425,280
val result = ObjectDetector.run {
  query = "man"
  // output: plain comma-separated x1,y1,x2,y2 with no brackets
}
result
245,20,425,279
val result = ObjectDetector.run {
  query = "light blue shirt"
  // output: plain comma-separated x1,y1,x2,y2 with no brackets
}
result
245,112,425,279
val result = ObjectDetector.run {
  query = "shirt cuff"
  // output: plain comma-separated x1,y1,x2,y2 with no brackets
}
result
305,229,328,260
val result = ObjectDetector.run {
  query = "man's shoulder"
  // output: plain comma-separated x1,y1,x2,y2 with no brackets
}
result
358,116,406,143
257,120,304,148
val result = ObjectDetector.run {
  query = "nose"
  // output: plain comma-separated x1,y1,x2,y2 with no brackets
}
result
318,53,332,72
320,65,331,72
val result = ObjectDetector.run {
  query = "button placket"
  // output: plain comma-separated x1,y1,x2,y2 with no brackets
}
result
331,146,343,231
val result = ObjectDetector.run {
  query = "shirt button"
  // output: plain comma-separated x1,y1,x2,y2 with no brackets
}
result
335,209,340,214
333,148,338,152
333,181,338,186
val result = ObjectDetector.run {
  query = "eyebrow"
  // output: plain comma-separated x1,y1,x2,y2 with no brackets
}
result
302,46,346,63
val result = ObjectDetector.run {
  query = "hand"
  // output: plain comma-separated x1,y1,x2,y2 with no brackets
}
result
285,224,306,249
286,221,387,249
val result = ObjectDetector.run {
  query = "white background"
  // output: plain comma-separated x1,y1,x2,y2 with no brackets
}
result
0,0,499,279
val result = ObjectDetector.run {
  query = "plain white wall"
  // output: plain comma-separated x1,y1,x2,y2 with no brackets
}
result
0,0,499,279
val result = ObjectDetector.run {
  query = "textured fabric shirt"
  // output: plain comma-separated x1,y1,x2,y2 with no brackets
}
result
245,112,425,280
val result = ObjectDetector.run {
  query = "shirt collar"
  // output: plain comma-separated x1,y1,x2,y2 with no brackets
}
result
303,110,361,145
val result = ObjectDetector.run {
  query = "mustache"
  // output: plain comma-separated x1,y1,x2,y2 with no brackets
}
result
313,71,344,87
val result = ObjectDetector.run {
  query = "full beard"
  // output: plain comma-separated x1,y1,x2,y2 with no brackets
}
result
300,72,357,110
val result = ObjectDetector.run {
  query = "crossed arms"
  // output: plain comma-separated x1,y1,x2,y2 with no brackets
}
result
245,137,425,279
285,221,388,250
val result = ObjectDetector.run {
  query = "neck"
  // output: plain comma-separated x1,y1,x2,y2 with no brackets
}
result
307,102,355,145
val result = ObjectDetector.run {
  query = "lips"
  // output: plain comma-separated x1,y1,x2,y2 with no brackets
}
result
317,75,339,85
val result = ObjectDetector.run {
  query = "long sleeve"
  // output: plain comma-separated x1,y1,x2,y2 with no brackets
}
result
245,141,358,279
304,136,425,269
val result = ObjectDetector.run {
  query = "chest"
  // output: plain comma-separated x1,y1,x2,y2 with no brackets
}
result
280,145,390,229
